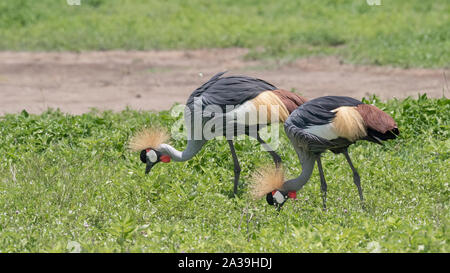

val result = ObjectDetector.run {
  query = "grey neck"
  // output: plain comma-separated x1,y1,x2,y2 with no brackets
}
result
280,149,317,193
159,140,206,162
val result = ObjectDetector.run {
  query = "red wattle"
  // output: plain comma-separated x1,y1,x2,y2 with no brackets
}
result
288,191,297,199
160,155,171,163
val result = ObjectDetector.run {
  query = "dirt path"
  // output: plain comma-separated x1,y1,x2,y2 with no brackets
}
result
0,49,448,115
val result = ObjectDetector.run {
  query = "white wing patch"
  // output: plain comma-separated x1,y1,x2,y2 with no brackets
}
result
228,101,270,126
201,101,262,140
303,123,339,140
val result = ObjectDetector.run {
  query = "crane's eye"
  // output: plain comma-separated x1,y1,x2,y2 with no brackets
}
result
147,149,158,163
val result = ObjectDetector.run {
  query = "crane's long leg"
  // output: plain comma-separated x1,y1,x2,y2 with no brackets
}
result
316,156,328,210
227,140,241,195
343,150,364,204
256,133,282,167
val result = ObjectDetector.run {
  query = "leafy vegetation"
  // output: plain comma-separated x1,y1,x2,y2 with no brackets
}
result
0,95,448,252
0,0,449,67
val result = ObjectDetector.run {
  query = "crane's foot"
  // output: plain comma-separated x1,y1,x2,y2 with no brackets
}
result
266,191,297,210
360,200,367,211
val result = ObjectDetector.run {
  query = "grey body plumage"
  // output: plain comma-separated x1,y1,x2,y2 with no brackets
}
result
186,71,277,111
269,96,399,209
165,72,284,194
284,96,361,153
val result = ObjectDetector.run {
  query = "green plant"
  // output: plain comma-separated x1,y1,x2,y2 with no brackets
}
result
0,95,448,252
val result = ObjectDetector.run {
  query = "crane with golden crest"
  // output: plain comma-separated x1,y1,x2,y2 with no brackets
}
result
250,96,399,209
129,72,307,194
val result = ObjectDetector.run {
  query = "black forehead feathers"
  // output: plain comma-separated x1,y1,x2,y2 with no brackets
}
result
140,150,147,163
140,149,162,164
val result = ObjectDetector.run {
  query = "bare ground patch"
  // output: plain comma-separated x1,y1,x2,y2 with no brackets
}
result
0,49,448,115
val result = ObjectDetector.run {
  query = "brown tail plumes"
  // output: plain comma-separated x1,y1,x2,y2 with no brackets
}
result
356,104,399,142
272,89,308,113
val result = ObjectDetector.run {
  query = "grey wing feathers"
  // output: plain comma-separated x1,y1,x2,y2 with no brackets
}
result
186,71,227,107
186,71,277,110
285,123,352,153
287,96,363,128
284,96,362,153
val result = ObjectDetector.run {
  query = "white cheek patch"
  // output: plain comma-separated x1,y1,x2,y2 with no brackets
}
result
147,150,158,163
273,191,286,204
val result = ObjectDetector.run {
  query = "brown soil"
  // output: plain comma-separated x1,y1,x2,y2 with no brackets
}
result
0,49,448,115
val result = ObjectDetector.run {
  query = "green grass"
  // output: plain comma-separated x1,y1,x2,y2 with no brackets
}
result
0,95,448,252
0,0,449,68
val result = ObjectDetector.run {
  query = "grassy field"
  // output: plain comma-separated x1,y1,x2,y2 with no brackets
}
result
0,95,448,252
0,0,449,68
0,0,449,253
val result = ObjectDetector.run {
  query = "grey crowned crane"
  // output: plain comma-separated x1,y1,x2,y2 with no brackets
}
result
250,96,399,209
129,72,307,194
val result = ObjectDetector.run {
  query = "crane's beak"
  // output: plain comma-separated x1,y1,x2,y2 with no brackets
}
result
145,161,154,174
